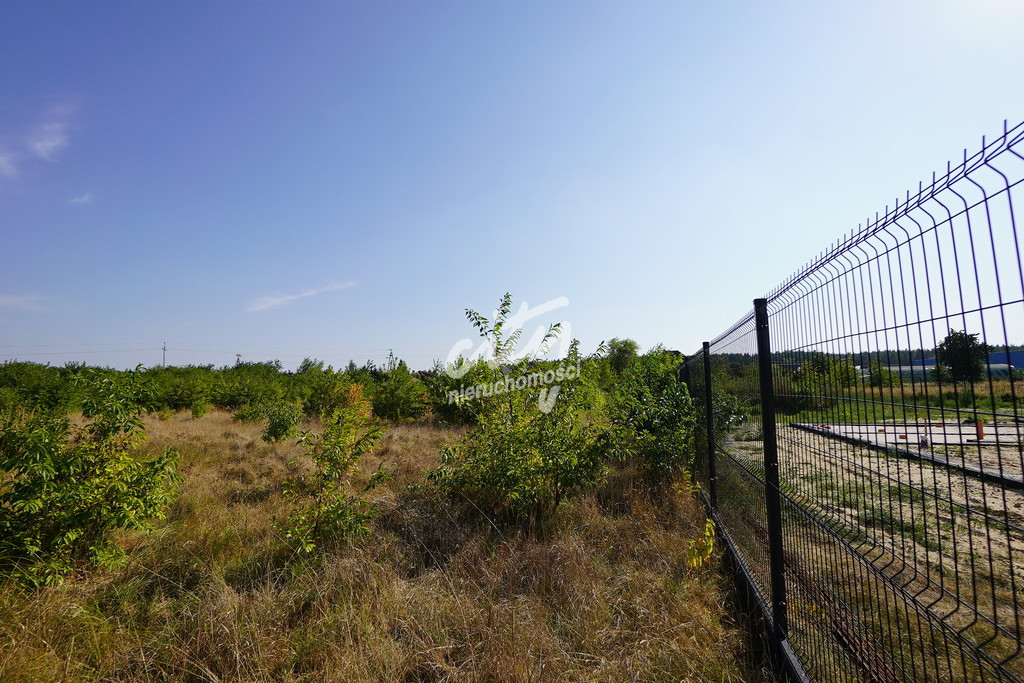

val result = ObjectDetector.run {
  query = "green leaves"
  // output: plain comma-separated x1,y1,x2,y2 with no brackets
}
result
868,360,897,388
261,400,303,443
275,386,385,553
0,369,181,587
428,296,604,528
936,329,990,385
465,292,562,367
370,354,428,422
607,347,695,489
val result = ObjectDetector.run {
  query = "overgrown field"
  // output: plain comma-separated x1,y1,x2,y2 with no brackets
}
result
0,410,763,681
0,297,770,681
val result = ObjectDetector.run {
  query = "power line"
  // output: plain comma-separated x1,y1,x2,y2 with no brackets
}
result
0,342,161,348
0,349,159,357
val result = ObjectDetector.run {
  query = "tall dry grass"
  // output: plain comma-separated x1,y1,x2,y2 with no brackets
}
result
0,410,768,682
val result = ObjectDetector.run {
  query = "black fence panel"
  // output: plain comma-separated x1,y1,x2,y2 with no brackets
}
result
686,120,1024,682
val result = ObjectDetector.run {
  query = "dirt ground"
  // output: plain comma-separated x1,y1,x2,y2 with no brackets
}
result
723,424,1024,679
795,420,1024,482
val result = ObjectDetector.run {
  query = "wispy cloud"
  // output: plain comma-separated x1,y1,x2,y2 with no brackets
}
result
246,281,356,312
71,191,93,204
0,103,75,181
27,120,69,160
0,151,18,179
0,294,45,311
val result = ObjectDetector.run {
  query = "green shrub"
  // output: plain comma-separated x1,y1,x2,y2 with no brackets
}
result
0,361,86,413
430,385,605,527
868,360,896,388
213,360,290,411
711,391,744,434
262,400,303,443
0,387,19,413
298,361,379,421
275,385,386,553
423,359,502,426
606,337,640,378
608,347,695,489
145,365,215,413
371,354,428,422
0,369,181,587
189,399,210,418
232,403,265,423
427,295,606,528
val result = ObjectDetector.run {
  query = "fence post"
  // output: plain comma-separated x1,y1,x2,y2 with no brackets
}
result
754,298,789,645
702,342,717,510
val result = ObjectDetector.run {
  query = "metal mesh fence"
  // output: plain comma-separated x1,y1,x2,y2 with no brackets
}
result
686,120,1024,682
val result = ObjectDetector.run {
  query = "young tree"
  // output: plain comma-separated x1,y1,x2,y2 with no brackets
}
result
371,353,428,422
607,346,695,490
276,385,386,553
606,338,640,378
868,360,896,389
936,329,989,385
428,294,604,528
0,369,181,586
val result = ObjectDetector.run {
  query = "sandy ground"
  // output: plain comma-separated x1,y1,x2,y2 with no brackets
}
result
794,421,1024,483
722,425,1024,678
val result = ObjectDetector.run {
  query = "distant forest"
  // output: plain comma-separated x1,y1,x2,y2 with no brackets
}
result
700,344,1024,375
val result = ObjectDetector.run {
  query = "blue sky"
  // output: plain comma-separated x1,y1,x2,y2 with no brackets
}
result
2,1,1023,370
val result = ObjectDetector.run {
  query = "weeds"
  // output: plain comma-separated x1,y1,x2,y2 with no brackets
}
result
0,411,761,681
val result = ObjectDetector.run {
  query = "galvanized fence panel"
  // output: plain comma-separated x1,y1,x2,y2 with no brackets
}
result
687,120,1024,682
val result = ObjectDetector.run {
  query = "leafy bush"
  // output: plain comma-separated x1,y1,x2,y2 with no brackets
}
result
371,354,428,422
429,365,604,527
607,346,695,489
606,337,640,378
275,385,387,552
422,358,502,426
261,400,303,443
0,369,181,587
868,360,897,388
0,361,86,413
229,397,304,443
298,361,379,421
189,399,211,418
213,360,291,411
428,295,606,528
777,354,858,414
0,387,19,413
232,403,265,423
145,365,215,413
710,390,745,436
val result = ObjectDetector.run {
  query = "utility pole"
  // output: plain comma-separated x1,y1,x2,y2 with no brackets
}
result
162,342,167,367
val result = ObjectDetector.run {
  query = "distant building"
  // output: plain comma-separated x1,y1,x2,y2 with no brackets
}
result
893,363,1014,380
912,350,1023,369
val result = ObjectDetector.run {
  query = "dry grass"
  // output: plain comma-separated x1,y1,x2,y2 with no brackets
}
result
0,410,766,682
849,379,1022,418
